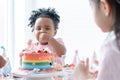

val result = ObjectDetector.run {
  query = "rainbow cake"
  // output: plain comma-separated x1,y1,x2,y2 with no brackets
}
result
21,49,55,70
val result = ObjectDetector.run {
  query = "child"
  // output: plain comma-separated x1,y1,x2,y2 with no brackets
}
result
0,55,6,68
20,8,66,66
0,55,6,78
73,0,120,80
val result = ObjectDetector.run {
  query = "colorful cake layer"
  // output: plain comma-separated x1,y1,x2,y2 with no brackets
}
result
22,62,52,70
21,50,55,70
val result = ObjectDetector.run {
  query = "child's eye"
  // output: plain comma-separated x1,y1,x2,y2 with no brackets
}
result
45,27,50,30
36,27,41,30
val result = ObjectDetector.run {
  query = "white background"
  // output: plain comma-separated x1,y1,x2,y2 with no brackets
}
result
0,0,107,69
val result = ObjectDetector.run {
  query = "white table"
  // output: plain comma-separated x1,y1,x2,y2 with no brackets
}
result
12,71,65,80
9,69,73,80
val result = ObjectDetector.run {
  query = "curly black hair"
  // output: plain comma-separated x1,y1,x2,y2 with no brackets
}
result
28,8,60,32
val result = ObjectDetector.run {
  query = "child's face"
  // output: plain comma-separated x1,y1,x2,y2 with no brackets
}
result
34,17,57,43
91,0,115,32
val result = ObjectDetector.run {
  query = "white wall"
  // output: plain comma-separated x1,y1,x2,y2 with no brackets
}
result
0,0,7,45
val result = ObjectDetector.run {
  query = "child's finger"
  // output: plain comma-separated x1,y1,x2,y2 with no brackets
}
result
86,58,89,68
80,60,85,64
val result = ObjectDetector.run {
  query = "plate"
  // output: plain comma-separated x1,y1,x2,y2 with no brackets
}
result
12,71,65,78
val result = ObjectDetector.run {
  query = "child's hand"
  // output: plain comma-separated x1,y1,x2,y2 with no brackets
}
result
73,58,97,80
27,39,32,46
0,55,6,68
39,33,52,44
80,58,89,75
73,58,89,80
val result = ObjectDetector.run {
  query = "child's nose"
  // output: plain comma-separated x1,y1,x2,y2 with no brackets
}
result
40,28,45,32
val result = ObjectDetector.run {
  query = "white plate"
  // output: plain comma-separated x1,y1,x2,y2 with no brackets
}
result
12,71,65,78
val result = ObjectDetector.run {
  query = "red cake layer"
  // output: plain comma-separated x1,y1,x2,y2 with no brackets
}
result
22,53,54,62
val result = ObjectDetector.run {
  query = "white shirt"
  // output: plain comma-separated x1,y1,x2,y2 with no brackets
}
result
97,31,120,80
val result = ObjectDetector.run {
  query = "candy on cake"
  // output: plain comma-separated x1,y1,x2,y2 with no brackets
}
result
63,64,75,70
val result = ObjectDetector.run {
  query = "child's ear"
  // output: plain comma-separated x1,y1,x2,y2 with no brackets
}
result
54,30,57,36
100,0,111,16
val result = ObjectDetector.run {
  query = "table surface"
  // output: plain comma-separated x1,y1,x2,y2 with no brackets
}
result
1,71,71,80
12,71,66,78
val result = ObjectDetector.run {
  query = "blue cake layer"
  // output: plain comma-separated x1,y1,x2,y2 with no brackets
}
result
22,62,53,70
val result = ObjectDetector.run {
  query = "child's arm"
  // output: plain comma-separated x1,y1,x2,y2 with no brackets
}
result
48,37,66,57
0,55,6,68
39,33,66,57
19,53,22,66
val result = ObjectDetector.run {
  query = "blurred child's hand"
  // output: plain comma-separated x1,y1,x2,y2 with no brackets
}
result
73,58,89,80
79,58,89,75
73,58,97,80
0,55,6,68
27,39,32,46
39,33,52,44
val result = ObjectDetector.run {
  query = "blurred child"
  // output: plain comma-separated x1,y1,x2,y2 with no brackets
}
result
0,55,6,78
0,55,6,68
73,0,120,80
